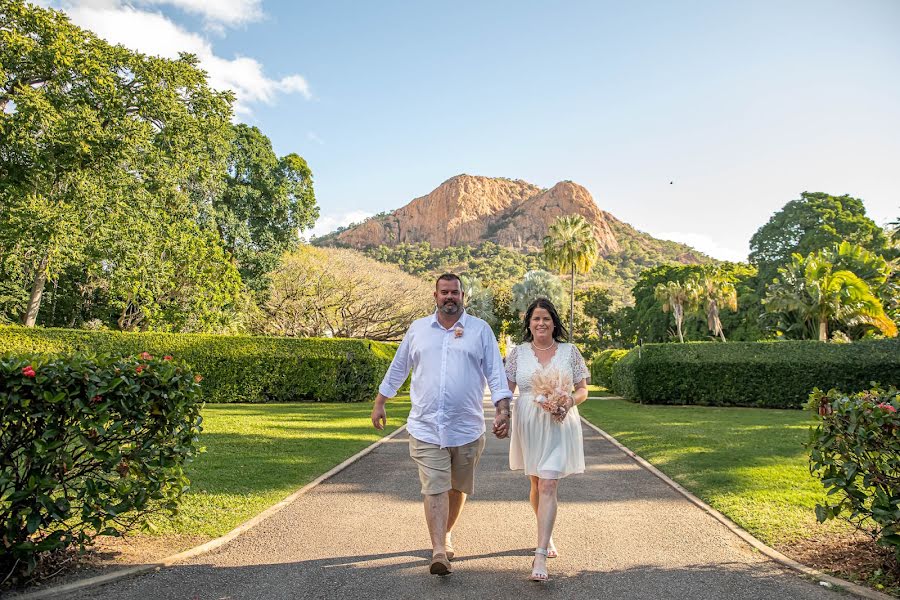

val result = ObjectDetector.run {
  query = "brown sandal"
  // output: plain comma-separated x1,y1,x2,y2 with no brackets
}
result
430,552,451,576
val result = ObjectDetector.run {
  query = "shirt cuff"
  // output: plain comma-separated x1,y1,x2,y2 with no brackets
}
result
378,383,398,398
490,390,513,406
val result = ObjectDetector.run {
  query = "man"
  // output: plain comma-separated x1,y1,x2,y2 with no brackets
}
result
372,273,512,576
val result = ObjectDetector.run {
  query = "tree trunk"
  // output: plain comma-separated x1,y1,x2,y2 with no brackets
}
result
569,267,575,342
22,253,49,327
819,319,828,342
675,304,684,343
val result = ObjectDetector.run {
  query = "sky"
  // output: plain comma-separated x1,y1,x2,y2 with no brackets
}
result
43,0,900,262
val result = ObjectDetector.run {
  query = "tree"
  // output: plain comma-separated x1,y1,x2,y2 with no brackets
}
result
0,1,234,326
749,192,889,286
262,247,433,340
690,267,738,341
578,286,617,345
511,270,566,319
217,124,318,294
764,249,897,341
543,215,599,341
460,275,497,327
654,280,698,343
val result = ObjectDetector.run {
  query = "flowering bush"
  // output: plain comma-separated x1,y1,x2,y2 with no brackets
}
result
0,352,204,582
807,386,900,558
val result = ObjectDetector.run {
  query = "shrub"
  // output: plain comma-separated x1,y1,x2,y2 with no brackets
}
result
590,349,628,389
0,352,203,581
807,387,900,558
610,339,900,408
0,326,398,403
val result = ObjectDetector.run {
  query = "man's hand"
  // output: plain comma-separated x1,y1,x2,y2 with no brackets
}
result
492,398,511,439
492,412,509,439
371,400,387,430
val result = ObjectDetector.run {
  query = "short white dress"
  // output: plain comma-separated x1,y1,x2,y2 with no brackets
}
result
507,343,589,479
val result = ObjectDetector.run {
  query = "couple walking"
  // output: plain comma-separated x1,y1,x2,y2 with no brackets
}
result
372,273,590,581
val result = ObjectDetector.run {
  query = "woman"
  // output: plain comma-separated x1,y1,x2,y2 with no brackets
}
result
505,298,590,582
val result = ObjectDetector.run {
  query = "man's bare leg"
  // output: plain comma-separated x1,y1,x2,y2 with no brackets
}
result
424,491,449,556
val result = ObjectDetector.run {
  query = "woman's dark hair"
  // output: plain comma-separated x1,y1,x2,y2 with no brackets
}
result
522,297,567,343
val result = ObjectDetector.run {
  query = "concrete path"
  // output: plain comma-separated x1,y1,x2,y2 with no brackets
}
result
70,403,848,600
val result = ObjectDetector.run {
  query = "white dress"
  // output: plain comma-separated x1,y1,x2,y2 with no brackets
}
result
507,343,589,479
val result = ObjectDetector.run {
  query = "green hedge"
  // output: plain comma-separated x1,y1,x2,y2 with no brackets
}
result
590,349,629,389
0,326,397,403
1,353,203,580
611,340,900,408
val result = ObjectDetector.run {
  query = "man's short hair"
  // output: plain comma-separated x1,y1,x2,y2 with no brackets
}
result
435,273,462,289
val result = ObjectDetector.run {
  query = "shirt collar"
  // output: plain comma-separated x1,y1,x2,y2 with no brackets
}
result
431,309,468,331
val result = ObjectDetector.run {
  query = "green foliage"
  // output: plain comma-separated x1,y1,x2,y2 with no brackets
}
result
0,0,235,327
764,244,897,341
590,349,628,389
461,275,497,327
218,124,318,294
627,263,763,344
0,326,397,403
0,352,203,580
749,192,889,287
611,340,900,408
511,270,567,316
543,215,599,341
807,387,900,558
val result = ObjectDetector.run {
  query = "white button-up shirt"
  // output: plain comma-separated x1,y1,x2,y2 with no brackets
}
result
379,311,512,448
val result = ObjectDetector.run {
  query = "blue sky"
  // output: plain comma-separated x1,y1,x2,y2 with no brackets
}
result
49,0,900,261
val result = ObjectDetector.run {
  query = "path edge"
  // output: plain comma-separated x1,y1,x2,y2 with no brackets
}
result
579,416,894,600
14,424,409,600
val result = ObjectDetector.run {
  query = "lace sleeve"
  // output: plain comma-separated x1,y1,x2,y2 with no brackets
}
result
569,344,590,383
504,344,518,382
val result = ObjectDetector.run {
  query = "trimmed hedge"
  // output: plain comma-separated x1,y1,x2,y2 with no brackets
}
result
0,326,398,403
590,349,628,389
611,340,900,408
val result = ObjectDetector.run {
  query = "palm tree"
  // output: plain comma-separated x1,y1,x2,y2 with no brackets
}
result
691,267,738,341
542,215,599,341
764,252,897,341
654,280,697,343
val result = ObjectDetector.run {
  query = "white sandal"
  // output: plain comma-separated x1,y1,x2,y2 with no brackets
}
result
547,537,558,559
530,548,549,582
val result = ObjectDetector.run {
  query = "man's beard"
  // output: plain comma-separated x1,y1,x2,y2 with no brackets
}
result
439,301,460,315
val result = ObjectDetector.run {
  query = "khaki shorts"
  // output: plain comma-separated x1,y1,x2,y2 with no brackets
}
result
408,435,486,496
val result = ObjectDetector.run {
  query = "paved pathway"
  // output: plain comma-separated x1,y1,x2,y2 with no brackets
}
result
70,403,849,600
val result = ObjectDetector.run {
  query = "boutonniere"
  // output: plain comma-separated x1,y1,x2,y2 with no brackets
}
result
454,325,464,338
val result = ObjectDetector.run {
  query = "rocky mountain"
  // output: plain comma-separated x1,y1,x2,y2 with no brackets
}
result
318,174,704,262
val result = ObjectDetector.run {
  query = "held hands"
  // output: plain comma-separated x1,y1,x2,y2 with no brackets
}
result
492,411,510,439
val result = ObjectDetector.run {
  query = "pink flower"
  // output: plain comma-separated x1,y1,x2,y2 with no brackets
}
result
164,355,173,361
877,403,897,413
194,374,203,383
135,365,145,374
140,352,153,361
22,365,36,378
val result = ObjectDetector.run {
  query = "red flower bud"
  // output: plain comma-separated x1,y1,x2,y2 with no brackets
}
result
877,403,897,413
91,395,102,404
164,355,173,361
136,365,145,374
22,366,36,378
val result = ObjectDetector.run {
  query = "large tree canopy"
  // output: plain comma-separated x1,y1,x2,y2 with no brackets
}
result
748,192,888,287
218,124,318,293
0,0,234,327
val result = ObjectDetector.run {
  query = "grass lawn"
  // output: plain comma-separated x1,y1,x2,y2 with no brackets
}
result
577,397,849,547
149,398,411,538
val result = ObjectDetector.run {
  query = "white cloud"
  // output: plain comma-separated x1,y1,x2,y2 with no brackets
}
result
50,1,309,117
657,231,748,263
304,210,373,240
143,0,263,28
307,131,324,145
